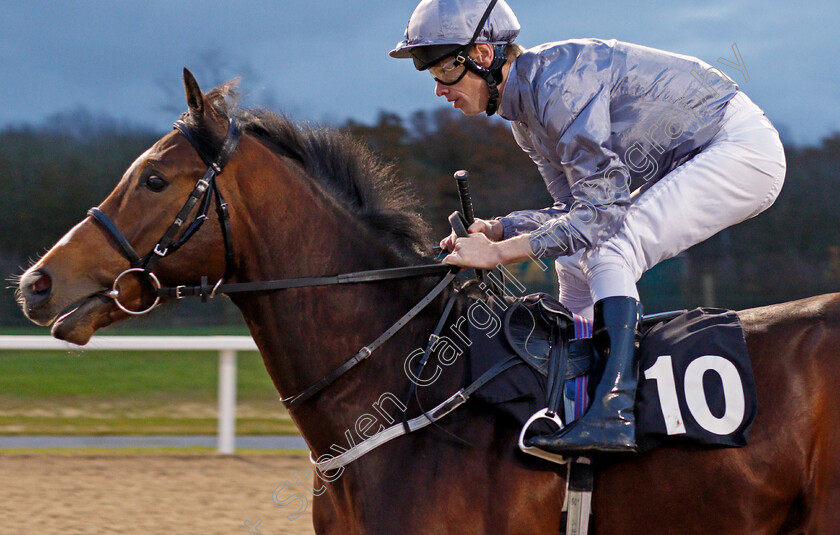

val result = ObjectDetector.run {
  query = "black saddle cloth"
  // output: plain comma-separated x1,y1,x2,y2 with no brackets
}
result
468,296,757,452
635,307,756,452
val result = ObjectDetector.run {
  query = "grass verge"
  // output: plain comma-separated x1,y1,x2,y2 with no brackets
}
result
0,344,297,436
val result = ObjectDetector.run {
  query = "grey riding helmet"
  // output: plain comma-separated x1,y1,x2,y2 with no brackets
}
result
389,0,520,115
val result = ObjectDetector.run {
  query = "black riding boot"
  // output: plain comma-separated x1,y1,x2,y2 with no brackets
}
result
525,296,642,455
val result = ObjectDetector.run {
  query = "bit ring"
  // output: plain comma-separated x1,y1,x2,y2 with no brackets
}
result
107,268,161,316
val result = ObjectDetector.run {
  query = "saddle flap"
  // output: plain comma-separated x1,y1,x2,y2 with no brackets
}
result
502,293,573,375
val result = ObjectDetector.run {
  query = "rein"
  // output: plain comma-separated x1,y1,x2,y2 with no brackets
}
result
158,263,454,300
281,269,457,409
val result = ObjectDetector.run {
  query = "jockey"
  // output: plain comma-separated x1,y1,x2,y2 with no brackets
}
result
389,0,786,455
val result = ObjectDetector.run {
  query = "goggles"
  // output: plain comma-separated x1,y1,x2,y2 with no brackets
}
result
429,55,470,86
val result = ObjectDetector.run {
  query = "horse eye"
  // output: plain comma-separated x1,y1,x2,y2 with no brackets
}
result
145,175,167,192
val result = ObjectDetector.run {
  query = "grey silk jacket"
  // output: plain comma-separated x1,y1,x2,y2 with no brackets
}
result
497,39,739,258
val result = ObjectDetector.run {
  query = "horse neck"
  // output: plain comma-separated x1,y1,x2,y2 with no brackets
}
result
225,142,447,451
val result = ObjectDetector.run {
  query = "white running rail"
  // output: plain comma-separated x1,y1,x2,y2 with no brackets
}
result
0,335,259,454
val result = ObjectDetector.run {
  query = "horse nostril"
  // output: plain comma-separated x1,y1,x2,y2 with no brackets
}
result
31,272,53,295
23,271,54,305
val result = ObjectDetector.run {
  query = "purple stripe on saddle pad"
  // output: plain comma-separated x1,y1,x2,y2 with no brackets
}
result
573,314,592,339
570,314,592,420
574,375,589,419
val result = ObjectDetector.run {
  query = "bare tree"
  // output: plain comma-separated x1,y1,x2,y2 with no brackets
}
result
156,47,277,116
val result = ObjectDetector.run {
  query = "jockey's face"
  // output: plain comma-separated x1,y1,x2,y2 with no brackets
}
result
432,44,495,116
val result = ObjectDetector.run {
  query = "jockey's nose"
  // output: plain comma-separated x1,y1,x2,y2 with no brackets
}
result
435,81,448,97
20,269,53,308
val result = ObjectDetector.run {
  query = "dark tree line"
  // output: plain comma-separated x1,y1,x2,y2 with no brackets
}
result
2,107,839,327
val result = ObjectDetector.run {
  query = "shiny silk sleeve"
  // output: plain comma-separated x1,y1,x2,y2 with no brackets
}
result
526,49,632,258
497,122,570,239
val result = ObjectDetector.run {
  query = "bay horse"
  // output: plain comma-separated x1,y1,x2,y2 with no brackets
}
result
16,70,840,534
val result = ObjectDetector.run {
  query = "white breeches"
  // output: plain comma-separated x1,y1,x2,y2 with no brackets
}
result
557,92,786,319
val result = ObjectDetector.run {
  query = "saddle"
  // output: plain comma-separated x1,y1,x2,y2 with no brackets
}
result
502,293,594,409
468,293,593,435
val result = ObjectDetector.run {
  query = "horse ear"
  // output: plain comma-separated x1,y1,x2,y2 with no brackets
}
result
183,68,204,114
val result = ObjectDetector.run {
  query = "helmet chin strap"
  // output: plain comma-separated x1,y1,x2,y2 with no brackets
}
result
452,0,508,116
456,44,507,116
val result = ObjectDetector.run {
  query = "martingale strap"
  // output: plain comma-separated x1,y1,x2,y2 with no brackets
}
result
281,271,458,409
314,354,523,473
400,289,459,433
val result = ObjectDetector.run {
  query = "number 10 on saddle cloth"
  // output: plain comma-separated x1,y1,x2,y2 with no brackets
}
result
466,294,757,453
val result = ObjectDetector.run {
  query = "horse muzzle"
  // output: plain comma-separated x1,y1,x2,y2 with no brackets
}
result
18,265,133,345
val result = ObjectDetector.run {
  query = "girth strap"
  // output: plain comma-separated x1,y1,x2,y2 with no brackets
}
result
281,270,457,409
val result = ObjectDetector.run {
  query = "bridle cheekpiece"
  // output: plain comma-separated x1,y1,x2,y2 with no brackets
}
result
89,118,241,315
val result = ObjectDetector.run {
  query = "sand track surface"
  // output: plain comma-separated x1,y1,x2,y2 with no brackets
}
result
0,453,316,534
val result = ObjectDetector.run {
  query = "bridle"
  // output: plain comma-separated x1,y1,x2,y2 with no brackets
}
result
86,114,535,471
88,115,457,409
89,118,241,315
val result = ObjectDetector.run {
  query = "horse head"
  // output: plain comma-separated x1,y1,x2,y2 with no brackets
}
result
18,68,431,351
17,69,242,345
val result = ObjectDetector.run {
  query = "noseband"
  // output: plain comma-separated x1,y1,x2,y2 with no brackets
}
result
89,119,241,314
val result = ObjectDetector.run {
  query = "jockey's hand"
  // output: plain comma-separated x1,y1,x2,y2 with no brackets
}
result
443,232,502,270
439,218,503,252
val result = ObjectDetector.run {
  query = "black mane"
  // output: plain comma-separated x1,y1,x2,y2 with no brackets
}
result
182,81,431,260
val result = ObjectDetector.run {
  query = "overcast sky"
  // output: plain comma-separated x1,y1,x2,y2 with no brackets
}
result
1,1,837,145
